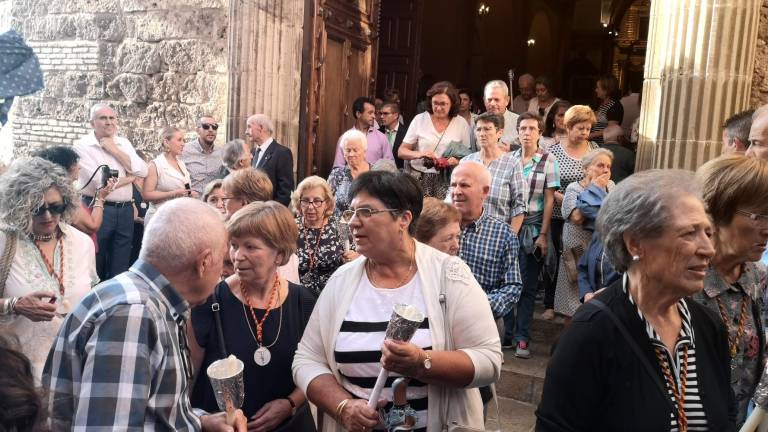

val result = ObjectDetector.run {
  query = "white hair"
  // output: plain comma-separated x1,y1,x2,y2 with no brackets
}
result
339,129,368,152
518,74,534,85
454,161,492,188
582,148,614,169
483,80,509,100
140,198,226,274
247,114,274,135
89,103,115,121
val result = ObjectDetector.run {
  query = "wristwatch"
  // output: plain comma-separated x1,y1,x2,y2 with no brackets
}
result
422,350,432,371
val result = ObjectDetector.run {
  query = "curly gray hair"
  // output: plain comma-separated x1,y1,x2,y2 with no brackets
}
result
596,169,702,273
0,157,79,235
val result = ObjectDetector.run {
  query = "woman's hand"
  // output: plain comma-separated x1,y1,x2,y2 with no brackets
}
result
247,399,292,432
340,399,381,432
97,177,118,200
201,409,247,432
420,151,437,160
447,157,459,167
553,191,564,205
591,173,610,190
13,291,57,322
342,250,360,263
381,340,424,378
188,190,200,199
583,287,607,303
534,235,548,257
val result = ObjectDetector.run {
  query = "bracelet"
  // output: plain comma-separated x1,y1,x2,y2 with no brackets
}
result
0,298,10,315
93,204,104,209
335,398,350,421
284,397,296,409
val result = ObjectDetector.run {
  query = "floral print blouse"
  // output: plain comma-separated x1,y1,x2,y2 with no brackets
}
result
296,216,351,295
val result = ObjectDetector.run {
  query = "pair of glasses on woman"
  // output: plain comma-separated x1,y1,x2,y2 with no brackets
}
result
737,209,768,225
32,202,66,216
299,198,326,208
340,208,399,223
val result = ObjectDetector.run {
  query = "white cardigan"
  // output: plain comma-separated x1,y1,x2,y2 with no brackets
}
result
292,241,502,431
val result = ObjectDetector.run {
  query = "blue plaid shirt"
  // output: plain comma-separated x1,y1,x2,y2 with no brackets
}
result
461,152,528,224
42,260,201,431
458,211,523,318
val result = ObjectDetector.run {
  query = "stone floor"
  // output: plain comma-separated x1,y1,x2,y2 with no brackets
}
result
486,396,537,432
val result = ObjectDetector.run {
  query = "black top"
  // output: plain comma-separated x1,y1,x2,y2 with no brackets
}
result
536,281,736,432
190,280,316,419
251,139,294,206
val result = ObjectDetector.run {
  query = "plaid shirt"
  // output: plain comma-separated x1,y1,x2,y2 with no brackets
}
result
461,152,527,224
43,260,201,431
180,138,224,195
459,211,522,318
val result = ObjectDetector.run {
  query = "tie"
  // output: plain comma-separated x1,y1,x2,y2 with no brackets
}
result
253,147,261,167
387,129,396,147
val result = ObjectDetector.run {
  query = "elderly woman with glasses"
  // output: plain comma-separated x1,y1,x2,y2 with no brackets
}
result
292,176,359,295
0,157,98,379
328,129,371,216
293,171,501,432
692,154,768,426
537,170,734,431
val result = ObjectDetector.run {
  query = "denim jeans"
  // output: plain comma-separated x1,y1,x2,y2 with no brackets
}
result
504,247,543,343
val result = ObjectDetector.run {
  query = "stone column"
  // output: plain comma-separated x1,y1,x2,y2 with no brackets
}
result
636,0,761,171
226,0,304,161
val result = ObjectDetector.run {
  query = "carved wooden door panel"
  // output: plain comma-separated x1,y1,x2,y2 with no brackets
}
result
300,0,381,178
376,0,423,122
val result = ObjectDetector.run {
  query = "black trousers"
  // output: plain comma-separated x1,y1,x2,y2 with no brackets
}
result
542,218,564,309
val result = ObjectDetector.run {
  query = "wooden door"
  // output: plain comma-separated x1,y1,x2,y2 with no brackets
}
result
376,0,423,122
299,0,381,179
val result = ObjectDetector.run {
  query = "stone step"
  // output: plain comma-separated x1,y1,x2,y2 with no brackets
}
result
485,396,536,432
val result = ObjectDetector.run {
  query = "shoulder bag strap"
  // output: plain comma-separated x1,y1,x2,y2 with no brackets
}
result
0,229,18,298
589,299,674,411
211,284,228,359
526,152,550,207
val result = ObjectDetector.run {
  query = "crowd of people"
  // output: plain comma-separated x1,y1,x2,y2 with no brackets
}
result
0,72,766,432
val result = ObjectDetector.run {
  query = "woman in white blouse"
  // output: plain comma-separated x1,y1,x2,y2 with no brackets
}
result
142,127,196,226
398,81,471,198
0,158,98,379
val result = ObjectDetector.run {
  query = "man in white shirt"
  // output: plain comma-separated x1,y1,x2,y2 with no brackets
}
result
74,103,148,280
472,80,519,152
512,74,535,115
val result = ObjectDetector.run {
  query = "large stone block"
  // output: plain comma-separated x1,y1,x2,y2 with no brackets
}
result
137,102,166,127
107,73,148,102
116,40,161,74
91,14,128,41
46,0,119,14
121,0,168,13
159,39,220,74
164,103,193,127
98,42,120,72
149,72,185,102
179,72,226,105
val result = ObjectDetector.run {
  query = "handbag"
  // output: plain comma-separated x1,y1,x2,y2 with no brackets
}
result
439,257,502,432
0,229,18,298
210,285,317,432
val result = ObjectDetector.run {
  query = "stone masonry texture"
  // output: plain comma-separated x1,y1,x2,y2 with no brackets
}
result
8,0,228,157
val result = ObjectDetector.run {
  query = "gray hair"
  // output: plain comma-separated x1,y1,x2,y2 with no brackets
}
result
0,157,79,235
339,129,368,152
140,198,226,274
222,139,247,170
596,169,702,272
89,103,115,121
371,159,398,173
518,74,534,85
483,80,509,99
246,114,274,135
582,148,614,169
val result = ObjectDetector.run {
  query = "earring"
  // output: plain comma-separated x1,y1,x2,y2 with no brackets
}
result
632,255,640,262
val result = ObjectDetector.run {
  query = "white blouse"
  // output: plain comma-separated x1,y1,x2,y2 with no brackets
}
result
403,112,471,173
145,153,192,225
0,224,99,380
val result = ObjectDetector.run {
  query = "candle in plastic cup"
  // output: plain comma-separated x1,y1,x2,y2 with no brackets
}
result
207,355,245,424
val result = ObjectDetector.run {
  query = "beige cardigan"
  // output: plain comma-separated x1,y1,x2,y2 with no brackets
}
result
292,241,502,431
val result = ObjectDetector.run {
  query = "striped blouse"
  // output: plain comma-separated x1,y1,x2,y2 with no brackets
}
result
334,272,432,431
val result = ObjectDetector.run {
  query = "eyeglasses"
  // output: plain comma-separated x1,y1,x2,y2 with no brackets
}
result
200,123,219,131
300,198,326,208
32,202,66,216
340,208,400,223
736,209,768,225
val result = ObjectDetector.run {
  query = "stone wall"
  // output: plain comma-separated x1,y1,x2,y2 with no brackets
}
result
751,1,768,106
9,0,229,156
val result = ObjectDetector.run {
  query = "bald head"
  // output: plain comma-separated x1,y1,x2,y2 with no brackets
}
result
450,162,491,224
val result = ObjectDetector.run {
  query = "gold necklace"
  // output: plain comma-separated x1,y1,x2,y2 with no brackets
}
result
366,241,415,288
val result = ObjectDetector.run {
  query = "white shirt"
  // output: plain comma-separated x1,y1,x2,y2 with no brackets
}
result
74,131,148,202
528,98,560,120
500,110,520,145
403,112,471,173
253,137,274,167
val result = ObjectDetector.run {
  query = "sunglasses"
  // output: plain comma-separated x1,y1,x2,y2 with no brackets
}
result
32,202,67,216
200,123,219,131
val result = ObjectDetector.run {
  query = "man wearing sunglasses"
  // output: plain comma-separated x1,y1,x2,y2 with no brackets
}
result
74,103,148,280
181,114,224,196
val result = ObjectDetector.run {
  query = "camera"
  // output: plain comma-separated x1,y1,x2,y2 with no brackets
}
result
422,156,450,170
100,165,119,188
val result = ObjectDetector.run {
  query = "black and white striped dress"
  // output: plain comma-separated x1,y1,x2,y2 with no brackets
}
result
624,282,708,430
334,272,432,431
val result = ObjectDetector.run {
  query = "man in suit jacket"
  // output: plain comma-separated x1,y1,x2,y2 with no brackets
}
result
246,114,294,206
378,102,407,169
